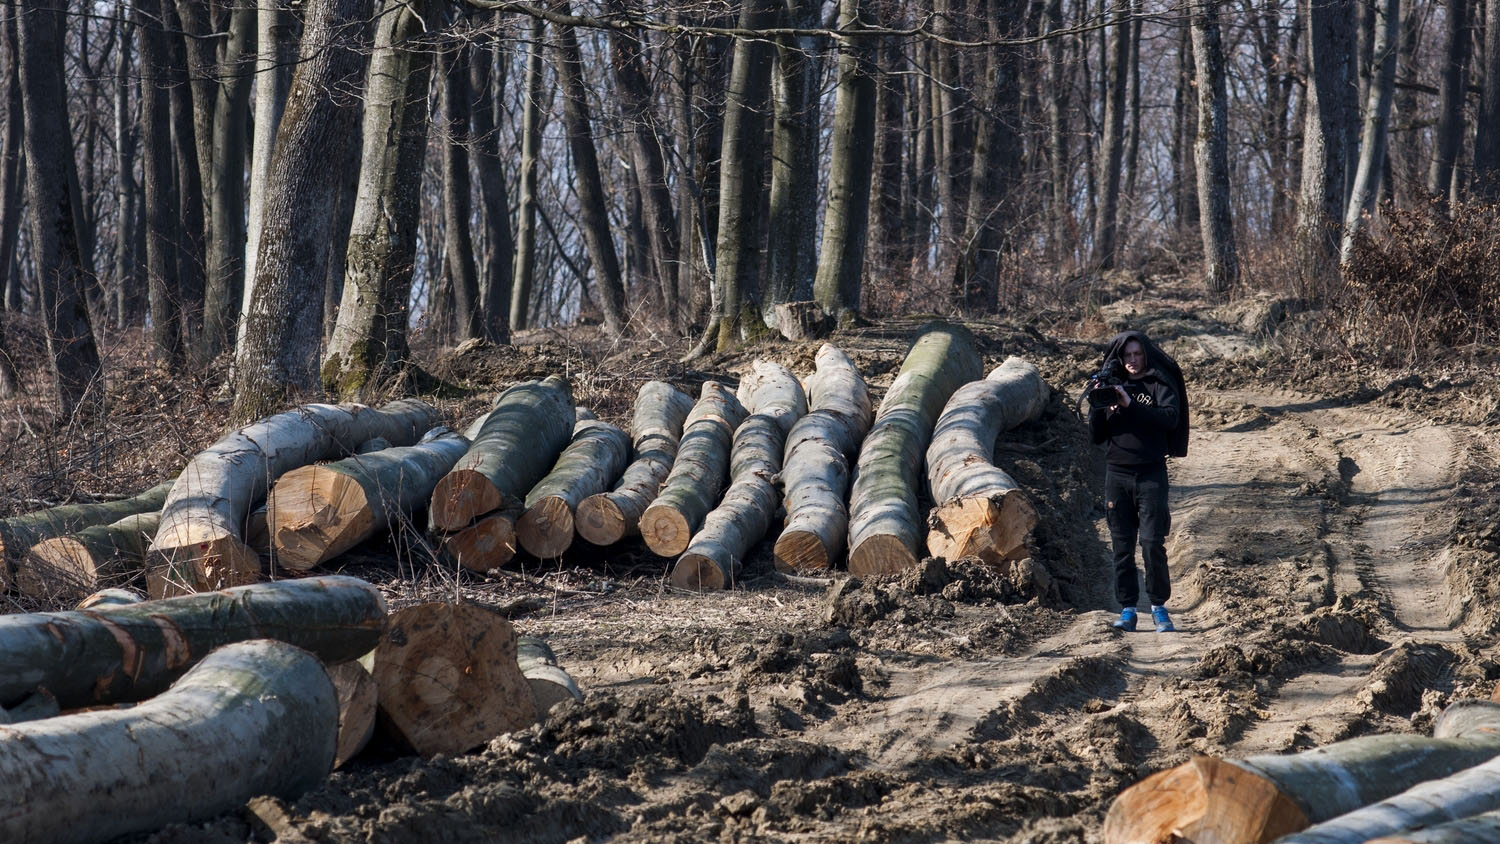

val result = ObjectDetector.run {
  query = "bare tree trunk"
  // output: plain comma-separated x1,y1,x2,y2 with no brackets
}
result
868,33,904,275
1171,22,1199,237
1296,0,1357,292
813,0,876,324
1342,0,1399,265
510,16,544,333
1092,0,1130,269
1252,5,1293,236
112,14,144,331
233,0,371,423
200,4,255,362
0,5,18,396
1476,0,1500,197
1192,0,1239,294
933,0,972,272
471,37,513,343
1427,0,1470,215
1043,0,1071,257
242,0,298,351
162,1,207,358
765,0,820,326
136,0,183,370
16,0,104,418
440,44,481,342
1122,0,1142,248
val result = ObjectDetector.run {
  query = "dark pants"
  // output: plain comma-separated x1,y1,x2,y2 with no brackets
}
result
1106,462,1172,608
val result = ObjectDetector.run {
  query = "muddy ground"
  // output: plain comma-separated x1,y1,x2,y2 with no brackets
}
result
6,277,1500,843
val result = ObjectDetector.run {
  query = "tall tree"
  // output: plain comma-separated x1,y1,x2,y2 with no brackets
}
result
868,33,905,274
1092,0,1130,269
471,36,514,343
1191,0,1239,293
162,1,208,357
200,4,256,361
814,0,877,323
0,3,21,397
1171,20,1199,237
16,0,104,417
933,0,974,271
439,43,481,342
509,16,545,332
1042,0,1071,255
1426,0,1470,215
1475,0,1500,197
242,0,299,348
1341,0,1399,265
1296,0,1357,291
136,0,183,370
765,0,821,325
112,13,143,330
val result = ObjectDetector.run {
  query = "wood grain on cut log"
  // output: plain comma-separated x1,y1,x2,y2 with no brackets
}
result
671,414,793,590
0,640,338,844
369,602,537,756
1364,811,1500,843
440,507,522,572
1102,699,1500,844
925,357,1049,564
245,503,270,553
19,512,160,602
640,382,748,557
517,413,630,558
848,323,982,575
0,575,385,709
0,479,175,592
149,399,439,598
575,381,694,546
268,427,470,569
775,344,873,572
328,660,377,769
429,376,575,531
518,635,583,714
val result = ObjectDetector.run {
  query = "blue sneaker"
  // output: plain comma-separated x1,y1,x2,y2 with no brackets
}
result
1112,607,1138,631
1152,606,1175,633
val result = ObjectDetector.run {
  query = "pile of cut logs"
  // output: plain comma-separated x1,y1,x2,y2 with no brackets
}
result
0,321,1053,602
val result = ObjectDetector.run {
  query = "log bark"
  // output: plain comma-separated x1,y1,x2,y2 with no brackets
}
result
440,508,521,572
1279,752,1500,842
0,639,337,844
925,357,1049,564
429,376,575,532
735,360,808,434
268,427,470,569
1365,812,1500,843
848,323,982,575
369,602,537,757
517,635,583,714
640,382,749,557
1102,700,1500,844
19,511,160,602
0,480,174,590
329,660,376,769
774,343,873,572
149,399,438,597
75,587,146,610
0,575,384,709
774,301,831,341
517,416,630,559
576,381,694,546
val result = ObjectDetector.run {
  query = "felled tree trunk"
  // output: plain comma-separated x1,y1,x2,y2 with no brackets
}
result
1364,811,1500,843
0,639,338,844
429,376,574,532
1103,700,1500,844
925,357,1049,564
774,344,872,572
328,660,377,769
0,480,175,590
575,381,694,546
369,602,537,757
441,508,521,572
18,511,160,602
149,399,438,598
1278,751,1500,842
0,575,384,709
76,587,146,610
848,323,981,575
517,415,630,558
268,427,469,569
518,635,583,714
735,359,808,431
670,415,787,591
640,382,748,557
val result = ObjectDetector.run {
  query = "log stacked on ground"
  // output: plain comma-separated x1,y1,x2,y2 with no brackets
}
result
328,660,378,769
640,382,748,557
148,399,439,598
18,512,160,602
925,356,1049,564
0,639,338,844
1102,699,1500,844
75,587,146,610
428,376,575,532
268,427,470,569
442,508,522,572
0,480,175,592
575,381,695,546
848,323,982,575
1366,811,1500,843
368,602,537,756
0,575,385,709
517,635,584,713
774,344,873,572
517,412,631,558
671,362,806,590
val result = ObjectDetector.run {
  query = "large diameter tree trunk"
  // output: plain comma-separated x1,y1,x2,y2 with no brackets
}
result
470,38,514,343
576,381,695,546
925,357,1049,565
640,382,748,556
517,417,630,559
1296,0,1356,291
136,0,183,370
200,3,255,361
0,575,384,709
763,0,820,328
1363,812,1500,843
242,0,298,347
440,44,482,342
149,399,438,596
0,639,338,844
1426,0,1469,215
18,511,160,603
1279,751,1500,842
1191,0,1239,293
1340,0,1399,266
0,479,175,587
1103,700,1500,844
735,360,808,434
848,323,981,575
1476,0,1500,198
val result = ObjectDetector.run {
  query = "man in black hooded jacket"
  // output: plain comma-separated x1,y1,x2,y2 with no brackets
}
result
1087,330,1187,633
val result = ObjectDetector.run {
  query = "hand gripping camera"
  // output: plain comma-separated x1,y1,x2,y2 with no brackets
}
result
1086,358,1127,409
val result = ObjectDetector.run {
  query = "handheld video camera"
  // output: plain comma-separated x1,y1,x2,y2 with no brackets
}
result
1086,358,1127,409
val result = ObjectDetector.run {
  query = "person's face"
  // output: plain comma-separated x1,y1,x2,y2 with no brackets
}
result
1122,340,1146,377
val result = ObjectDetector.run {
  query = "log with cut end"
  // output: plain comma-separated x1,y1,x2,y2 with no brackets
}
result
149,399,439,598
268,427,471,569
517,413,630,558
517,635,583,714
1102,699,1500,844
774,344,872,572
575,381,694,546
328,660,377,769
671,414,794,591
639,382,748,557
0,479,175,592
0,639,338,844
774,300,832,341
368,602,537,756
848,323,982,575
429,376,575,532
735,359,807,434
1364,811,1500,843
925,357,1049,564
440,507,522,572
18,512,160,602
0,575,385,710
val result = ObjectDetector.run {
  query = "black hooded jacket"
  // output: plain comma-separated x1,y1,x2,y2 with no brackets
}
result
1087,330,1189,464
